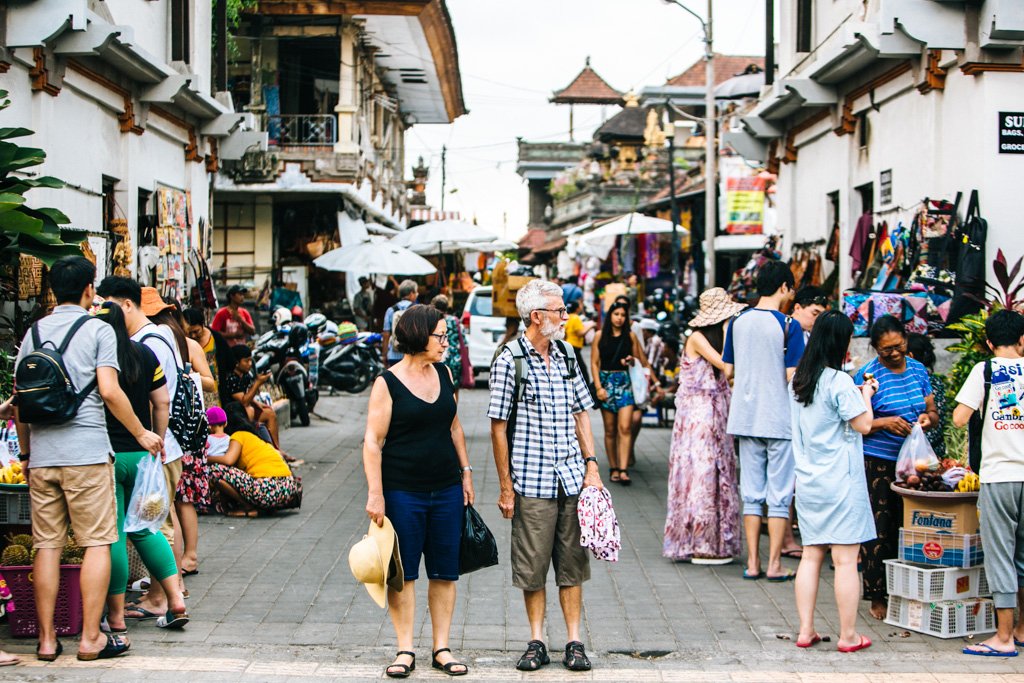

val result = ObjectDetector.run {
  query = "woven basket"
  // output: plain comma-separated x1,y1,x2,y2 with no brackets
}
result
17,255,43,299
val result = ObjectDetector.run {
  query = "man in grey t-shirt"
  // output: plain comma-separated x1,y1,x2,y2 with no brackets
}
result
14,256,161,660
722,261,805,582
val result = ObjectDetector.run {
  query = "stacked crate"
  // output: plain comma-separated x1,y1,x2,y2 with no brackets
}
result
883,489,995,638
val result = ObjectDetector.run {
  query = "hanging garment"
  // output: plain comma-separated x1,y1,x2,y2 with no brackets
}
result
849,212,875,273
577,486,621,562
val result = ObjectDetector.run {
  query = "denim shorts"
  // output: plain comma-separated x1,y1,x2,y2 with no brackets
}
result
383,483,463,581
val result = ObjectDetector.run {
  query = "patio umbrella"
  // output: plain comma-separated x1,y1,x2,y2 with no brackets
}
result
575,213,689,260
313,240,437,275
390,219,500,250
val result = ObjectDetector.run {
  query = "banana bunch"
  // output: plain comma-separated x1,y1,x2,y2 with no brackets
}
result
956,472,980,493
0,461,25,485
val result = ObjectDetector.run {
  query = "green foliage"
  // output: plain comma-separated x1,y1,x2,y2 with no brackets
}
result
945,309,991,405
0,348,11,398
0,90,81,266
216,0,259,58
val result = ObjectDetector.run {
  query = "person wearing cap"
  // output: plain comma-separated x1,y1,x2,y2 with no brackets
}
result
94,300,189,633
363,304,474,678
211,285,255,347
97,277,190,622
664,288,745,565
205,406,230,458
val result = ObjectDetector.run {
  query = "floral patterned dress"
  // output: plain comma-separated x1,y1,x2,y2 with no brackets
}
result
663,354,741,560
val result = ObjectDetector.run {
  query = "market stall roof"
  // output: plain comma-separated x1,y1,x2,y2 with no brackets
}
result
313,240,436,276
550,57,624,105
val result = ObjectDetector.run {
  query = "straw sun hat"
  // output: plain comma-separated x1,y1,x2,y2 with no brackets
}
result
687,287,746,328
348,516,404,608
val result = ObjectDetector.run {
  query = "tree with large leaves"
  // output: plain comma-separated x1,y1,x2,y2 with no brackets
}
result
0,89,82,266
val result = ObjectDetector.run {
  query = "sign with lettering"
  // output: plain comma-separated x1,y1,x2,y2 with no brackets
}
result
880,169,892,205
723,176,766,235
999,112,1024,154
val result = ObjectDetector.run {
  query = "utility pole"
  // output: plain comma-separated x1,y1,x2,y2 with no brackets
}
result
440,144,447,211
667,103,681,292
703,0,716,290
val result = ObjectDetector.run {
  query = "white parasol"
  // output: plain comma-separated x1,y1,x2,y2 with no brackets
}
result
313,240,437,275
574,213,688,260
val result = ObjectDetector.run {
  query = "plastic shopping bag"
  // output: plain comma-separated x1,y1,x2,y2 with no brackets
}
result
895,423,939,481
629,360,649,405
124,454,170,534
459,504,498,575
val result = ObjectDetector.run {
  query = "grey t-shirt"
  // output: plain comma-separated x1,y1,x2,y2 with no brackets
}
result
16,305,119,467
722,308,806,440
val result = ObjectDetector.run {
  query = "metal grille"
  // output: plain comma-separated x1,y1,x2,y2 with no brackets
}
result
267,115,337,146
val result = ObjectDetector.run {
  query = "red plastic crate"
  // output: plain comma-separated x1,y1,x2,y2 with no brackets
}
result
3,564,83,637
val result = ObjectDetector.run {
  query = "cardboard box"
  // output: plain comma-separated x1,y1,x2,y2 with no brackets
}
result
902,496,979,534
491,260,535,317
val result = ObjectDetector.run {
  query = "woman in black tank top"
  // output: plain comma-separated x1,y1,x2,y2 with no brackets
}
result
361,305,473,677
590,301,657,485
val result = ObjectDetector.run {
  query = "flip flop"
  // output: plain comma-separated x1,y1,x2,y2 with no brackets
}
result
124,606,160,620
795,634,821,648
963,643,1018,657
100,617,128,634
36,639,62,662
0,651,20,666
156,610,190,630
781,549,803,559
838,636,872,653
181,568,199,577
766,571,797,583
1016,639,1024,647
742,570,764,580
77,633,130,661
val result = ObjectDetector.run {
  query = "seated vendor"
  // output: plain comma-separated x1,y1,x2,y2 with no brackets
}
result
206,403,302,517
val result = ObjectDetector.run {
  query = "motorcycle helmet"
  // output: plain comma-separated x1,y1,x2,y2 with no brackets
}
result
272,307,293,327
305,312,327,335
288,322,309,349
291,305,304,322
318,321,339,346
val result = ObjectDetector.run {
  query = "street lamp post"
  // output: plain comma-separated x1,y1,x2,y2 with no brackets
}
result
664,0,715,291
665,116,695,294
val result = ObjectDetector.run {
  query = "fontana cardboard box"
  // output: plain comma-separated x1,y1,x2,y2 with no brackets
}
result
902,496,979,535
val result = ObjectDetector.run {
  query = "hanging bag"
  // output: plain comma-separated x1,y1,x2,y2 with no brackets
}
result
629,359,649,406
895,423,939,481
125,455,170,534
459,504,498,574
948,190,986,324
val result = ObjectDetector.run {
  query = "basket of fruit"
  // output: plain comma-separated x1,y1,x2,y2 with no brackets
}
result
0,459,27,490
0,532,85,637
891,457,980,497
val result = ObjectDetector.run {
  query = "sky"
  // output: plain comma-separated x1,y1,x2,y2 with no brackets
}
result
405,0,766,240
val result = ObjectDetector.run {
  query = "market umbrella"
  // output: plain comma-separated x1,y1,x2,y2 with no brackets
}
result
313,240,437,275
575,212,689,260
390,219,500,250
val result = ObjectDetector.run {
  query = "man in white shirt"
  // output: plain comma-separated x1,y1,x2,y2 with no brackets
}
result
954,309,1024,657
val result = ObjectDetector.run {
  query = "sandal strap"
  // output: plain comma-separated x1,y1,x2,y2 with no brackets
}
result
395,651,416,658
432,648,451,657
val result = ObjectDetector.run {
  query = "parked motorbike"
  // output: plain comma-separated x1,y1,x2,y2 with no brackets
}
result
254,322,319,426
318,330,384,394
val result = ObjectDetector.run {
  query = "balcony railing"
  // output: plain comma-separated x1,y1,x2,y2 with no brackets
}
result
267,115,337,146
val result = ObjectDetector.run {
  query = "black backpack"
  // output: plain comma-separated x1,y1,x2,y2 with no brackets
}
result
967,359,992,474
141,332,209,453
15,316,99,425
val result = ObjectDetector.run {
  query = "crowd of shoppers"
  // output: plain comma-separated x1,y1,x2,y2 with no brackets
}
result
4,256,301,664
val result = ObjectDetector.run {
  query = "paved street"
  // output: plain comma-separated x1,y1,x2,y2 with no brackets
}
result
2,387,1023,681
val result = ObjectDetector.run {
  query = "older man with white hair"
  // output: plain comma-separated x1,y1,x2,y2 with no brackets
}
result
488,279,602,673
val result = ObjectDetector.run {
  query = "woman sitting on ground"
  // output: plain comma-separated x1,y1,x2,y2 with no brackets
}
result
206,402,302,517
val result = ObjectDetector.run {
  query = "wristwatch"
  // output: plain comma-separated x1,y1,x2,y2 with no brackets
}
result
584,457,598,466
18,452,29,462
461,465,473,473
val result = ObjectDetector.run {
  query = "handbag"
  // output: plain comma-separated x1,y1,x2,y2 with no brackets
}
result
948,190,986,324
459,504,498,575
629,359,649,405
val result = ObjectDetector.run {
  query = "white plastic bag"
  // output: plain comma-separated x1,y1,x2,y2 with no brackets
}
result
629,359,649,405
124,455,170,534
895,423,939,481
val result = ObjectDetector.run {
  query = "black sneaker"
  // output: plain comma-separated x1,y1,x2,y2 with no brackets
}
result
563,641,591,671
516,640,550,672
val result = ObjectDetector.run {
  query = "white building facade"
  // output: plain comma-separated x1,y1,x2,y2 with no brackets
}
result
1,0,258,293
729,0,1024,291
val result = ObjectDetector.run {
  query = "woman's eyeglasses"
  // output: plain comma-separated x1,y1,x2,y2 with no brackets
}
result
877,342,907,356
429,332,449,346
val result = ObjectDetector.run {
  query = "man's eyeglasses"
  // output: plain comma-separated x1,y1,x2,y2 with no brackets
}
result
429,332,449,346
534,307,569,318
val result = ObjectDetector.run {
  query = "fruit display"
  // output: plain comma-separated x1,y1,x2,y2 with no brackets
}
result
895,457,977,493
0,531,83,566
0,460,25,485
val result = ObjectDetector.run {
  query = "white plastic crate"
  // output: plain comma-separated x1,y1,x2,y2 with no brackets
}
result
0,490,31,524
885,560,990,602
885,595,996,639
898,528,983,568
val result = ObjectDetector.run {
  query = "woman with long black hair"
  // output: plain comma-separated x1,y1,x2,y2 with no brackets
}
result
590,301,656,484
790,310,877,652
95,302,188,633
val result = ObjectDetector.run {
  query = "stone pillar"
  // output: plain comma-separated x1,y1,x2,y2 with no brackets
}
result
334,25,359,154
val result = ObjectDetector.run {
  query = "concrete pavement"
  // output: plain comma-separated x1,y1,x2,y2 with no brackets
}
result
2,386,1022,681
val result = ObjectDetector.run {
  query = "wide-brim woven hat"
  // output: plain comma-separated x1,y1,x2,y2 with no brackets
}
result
348,516,404,608
688,287,746,328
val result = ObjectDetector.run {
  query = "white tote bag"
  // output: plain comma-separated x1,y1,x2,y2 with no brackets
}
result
629,360,649,405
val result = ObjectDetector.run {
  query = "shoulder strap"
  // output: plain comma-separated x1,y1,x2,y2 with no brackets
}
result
141,332,182,371
509,338,528,401
57,316,95,355
31,322,42,350
781,314,794,356
981,359,993,423
555,339,578,379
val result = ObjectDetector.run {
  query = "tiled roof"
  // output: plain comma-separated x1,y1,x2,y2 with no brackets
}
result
666,54,765,87
551,58,623,105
